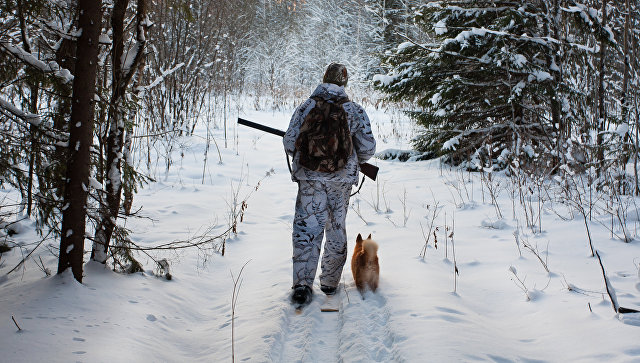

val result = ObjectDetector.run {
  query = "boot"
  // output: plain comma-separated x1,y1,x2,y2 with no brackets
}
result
291,285,313,305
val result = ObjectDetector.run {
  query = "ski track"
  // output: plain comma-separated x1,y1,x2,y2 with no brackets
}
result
270,287,405,362
339,290,405,362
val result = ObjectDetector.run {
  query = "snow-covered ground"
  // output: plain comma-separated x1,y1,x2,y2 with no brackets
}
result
1,101,640,362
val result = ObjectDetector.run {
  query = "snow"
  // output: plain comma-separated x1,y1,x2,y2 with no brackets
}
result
143,63,185,91
1,102,640,362
616,123,629,137
512,53,527,68
98,34,111,44
397,41,413,52
0,97,41,125
372,73,395,87
442,134,460,150
430,92,442,105
534,71,553,82
122,43,141,74
522,144,536,158
529,70,553,83
481,218,508,230
512,80,526,96
434,19,448,35
0,43,73,84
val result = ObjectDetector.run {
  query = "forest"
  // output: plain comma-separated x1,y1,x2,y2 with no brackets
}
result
0,0,638,286
1,1,640,361
0,0,392,280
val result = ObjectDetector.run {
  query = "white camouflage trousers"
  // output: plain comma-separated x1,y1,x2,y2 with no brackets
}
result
292,180,351,289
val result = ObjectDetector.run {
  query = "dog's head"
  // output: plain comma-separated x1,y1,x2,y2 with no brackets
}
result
356,233,372,243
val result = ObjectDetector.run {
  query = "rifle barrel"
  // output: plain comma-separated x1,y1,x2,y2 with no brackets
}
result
238,118,285,137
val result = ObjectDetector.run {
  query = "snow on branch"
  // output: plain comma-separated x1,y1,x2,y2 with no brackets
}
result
0,96,69,142
37,18,82,42
138,62,185,92
563,3,599,26
562,3,616,44
439,26,599,54
0,41,73,84
0,96,41,126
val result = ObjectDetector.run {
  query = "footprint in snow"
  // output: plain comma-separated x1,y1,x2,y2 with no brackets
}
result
146,314,157,322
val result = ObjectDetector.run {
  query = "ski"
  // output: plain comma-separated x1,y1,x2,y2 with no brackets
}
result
320,294,339,312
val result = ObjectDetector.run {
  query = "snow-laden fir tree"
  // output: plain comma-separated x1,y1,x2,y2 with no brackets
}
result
375,1,581,170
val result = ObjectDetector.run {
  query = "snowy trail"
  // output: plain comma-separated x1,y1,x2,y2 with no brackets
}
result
339,291,405,362
270,286,406,362
272,296,341,362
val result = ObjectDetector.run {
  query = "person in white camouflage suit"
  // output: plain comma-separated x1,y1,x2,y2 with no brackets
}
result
283,63,376,305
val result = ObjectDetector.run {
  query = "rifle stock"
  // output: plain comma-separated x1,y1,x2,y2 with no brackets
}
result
358,162,378,181
238,117,378,181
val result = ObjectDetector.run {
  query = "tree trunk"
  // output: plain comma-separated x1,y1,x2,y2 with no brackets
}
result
123,7,149,216
58,0,103,283
26,87,38,217
596,0,608,167
122,124,135,216
51,32,76,199
619,0,631,167
17,0,39,217
632,4,640,195
92,0,147,262
621,0,630,125
544,0,565,165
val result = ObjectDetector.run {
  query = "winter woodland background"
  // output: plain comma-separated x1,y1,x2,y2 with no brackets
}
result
0,0,640,361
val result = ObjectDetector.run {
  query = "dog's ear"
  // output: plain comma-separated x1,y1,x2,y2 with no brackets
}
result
367,234,372,240
357,233,363,242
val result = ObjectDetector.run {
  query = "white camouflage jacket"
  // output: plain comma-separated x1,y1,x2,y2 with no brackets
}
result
284,83,376,186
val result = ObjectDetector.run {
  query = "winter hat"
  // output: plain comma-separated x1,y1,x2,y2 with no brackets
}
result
323,63,348,87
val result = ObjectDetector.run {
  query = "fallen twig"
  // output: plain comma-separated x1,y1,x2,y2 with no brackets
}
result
12,315,21,331
595,250,639,314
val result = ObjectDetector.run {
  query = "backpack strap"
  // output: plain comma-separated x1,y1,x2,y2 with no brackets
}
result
311,95,350,105
337,96,350,105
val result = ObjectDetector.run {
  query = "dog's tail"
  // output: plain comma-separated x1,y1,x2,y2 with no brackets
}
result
362,239,378,257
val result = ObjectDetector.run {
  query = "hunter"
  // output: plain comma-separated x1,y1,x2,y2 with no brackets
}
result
283,63,376,306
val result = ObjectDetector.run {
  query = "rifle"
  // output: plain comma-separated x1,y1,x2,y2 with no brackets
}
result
238,118,378,181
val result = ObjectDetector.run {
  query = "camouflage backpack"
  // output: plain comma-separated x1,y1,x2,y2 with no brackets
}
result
295,96,353,173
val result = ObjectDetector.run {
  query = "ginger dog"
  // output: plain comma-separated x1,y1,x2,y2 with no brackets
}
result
351,233,379,295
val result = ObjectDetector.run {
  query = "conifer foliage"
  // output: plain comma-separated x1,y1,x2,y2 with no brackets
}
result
376,2,556,168
375,1,635,172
